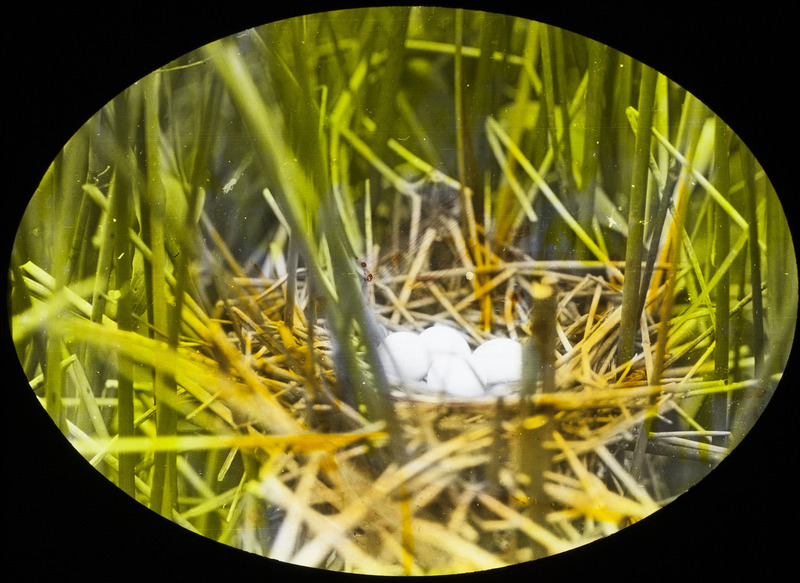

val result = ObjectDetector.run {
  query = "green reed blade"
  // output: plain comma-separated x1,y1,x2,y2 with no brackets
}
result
618,65,658,367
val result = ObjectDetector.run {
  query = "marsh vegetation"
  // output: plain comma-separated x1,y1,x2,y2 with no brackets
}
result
9,7,796,575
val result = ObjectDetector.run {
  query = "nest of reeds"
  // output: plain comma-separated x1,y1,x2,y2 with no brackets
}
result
201,184,743,575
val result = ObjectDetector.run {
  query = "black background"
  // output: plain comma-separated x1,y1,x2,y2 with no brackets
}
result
6,2,796,581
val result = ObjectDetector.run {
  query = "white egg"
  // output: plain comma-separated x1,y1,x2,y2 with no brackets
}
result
377,331,431,382
419,324,471,361
472,338,523,386
426,354,488,398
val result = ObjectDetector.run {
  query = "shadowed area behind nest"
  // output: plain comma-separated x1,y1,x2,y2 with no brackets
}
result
376,179,467,279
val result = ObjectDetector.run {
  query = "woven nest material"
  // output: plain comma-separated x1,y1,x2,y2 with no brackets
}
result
210,227,728,575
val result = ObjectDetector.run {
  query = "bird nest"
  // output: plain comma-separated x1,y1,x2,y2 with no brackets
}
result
209,219,732,575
